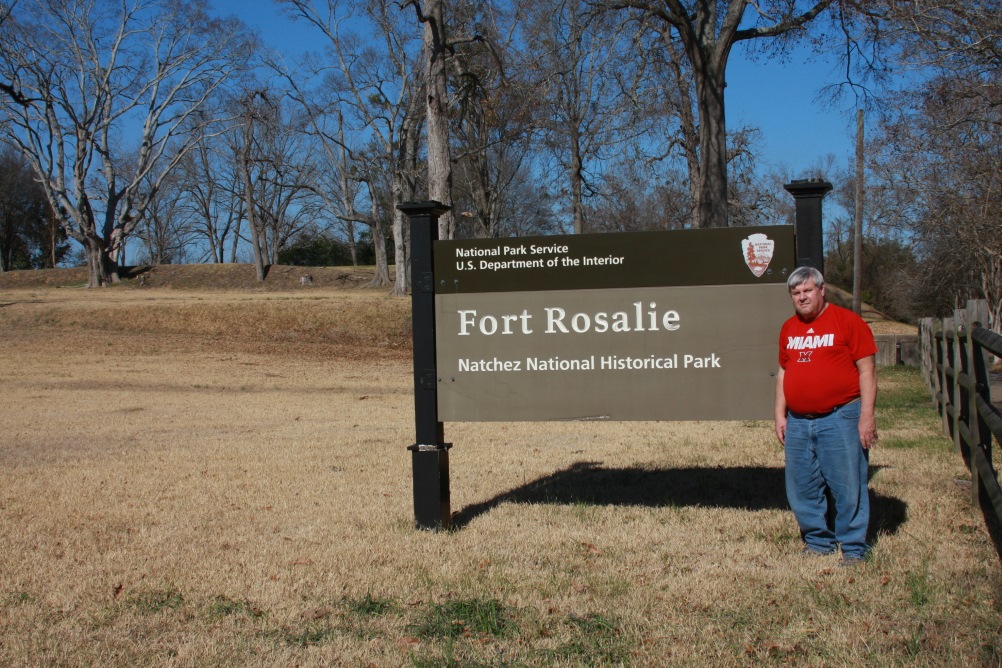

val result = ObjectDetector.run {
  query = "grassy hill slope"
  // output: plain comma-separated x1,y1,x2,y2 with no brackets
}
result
0,264,917,348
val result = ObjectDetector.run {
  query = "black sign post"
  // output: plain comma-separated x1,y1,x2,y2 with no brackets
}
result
398,201,452,530
784,178,832,271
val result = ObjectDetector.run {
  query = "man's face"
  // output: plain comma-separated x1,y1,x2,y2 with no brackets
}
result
790,279,826,321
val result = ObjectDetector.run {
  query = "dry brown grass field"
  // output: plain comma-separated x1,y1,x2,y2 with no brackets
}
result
0,268,999,667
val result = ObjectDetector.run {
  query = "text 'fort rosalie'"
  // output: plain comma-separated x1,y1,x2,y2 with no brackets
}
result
451,301,721,373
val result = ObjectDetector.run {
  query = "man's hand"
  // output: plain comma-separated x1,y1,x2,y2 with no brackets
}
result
775,415,787,445
855,355,878,449
774,366,787,445
859,414,878,449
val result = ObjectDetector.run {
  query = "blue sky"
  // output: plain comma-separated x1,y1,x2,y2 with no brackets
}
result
725,46,856,177
212,1,857,180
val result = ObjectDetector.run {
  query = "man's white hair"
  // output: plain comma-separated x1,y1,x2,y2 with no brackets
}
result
787,266,825,292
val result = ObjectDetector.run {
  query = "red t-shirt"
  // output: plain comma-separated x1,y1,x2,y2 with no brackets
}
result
779,303,877,415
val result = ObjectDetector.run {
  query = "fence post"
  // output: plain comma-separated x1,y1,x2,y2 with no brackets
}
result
967,300,993,507
955,307,978,503
928,318,939,399
398,200,452,530
935,317,950,439
949,310,965,452
919,319,927,392
920,318,935,399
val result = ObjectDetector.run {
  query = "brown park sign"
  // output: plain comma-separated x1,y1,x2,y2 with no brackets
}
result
433,225,796,421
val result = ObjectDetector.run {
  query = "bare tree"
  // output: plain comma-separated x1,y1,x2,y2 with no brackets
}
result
567,20,772,232
401,0,456,239
599,0,838,228
585,157,686,232
287,104,363,265
280,0,424,294
0,0,253,287
440,2,539,238
173,115,245,264
280,67,409,286
453,129,545,239
234,90,319,282
523,0,655,234
882,0,1002,82
868,1,1002,330
136,169,197,266
237,92,271,281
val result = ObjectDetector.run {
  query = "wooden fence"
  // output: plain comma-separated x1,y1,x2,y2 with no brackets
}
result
920,300,1002,559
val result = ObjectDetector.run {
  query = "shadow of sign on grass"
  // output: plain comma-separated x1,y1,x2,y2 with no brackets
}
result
452,461,907,544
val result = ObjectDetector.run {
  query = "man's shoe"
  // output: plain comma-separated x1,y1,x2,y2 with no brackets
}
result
838,555,867,568
801,546,836,557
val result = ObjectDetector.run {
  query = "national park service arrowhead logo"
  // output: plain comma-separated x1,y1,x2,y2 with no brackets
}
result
741,233,774,277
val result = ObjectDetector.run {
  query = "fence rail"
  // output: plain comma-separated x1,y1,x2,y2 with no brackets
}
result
920,300,1002,560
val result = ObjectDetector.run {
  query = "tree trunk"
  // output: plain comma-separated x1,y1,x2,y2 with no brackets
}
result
339,168,359,266
570,132,585,234
390,207,408,295
244,185,267,282
208,225,222,264
48,211,58,268
230,216,241,264
110,230,124,281
85,236,108,288
347,220,357,266
631,1,839,229
367,195,391,287
655,26,702,228
675,67,700,229
694,68,729,228
423,0,454,239
392,104,420,295
240,139,267,282
250,226,267,282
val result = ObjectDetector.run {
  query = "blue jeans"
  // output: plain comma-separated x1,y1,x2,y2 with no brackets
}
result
785,399,870,558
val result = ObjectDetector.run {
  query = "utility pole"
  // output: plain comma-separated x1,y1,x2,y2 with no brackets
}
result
853,108,864,315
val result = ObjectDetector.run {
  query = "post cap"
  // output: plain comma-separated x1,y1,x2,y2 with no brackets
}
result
397,201,452,216
783,179,833,198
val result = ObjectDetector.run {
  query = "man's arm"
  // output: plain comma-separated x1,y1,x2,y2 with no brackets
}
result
855,354,878,449
774,366,787,445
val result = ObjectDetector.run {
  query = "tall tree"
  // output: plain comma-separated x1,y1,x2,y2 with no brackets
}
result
0,0,253,287
278,101,364,266
403,0,456,239
870,1,1002,330
585,156,691,233
234,90,318,281
601,0,837,228
882,0,1002,81
525,0,648,234
281,0,424,294
632,28,702,228
136,169,196,266
445,1,542,238
173,117,245,264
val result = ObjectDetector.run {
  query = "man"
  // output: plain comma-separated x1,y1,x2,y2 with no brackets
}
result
774,266,878,566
